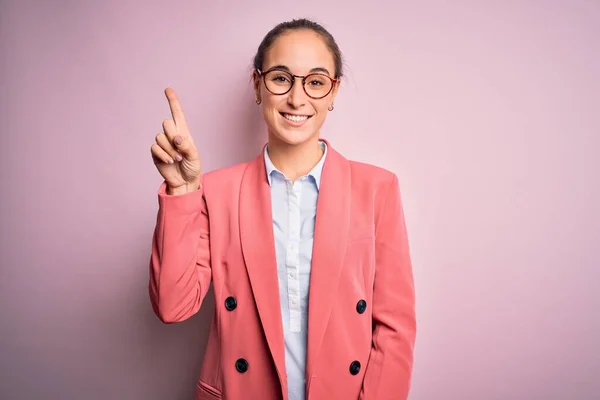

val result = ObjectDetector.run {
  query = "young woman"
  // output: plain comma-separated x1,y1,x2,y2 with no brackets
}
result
149,19,416,400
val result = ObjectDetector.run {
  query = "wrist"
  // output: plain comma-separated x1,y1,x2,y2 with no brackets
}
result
167,179,201,196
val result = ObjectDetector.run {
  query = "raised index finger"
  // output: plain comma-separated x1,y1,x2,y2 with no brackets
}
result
164,87,188,130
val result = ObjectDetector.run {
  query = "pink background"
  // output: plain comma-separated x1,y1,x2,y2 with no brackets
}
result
1,1,599,399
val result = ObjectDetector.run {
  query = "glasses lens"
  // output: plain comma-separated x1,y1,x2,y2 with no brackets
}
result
304,74,333,98
264,70,293,95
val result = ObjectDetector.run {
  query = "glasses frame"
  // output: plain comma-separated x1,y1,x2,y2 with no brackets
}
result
256,67,339,99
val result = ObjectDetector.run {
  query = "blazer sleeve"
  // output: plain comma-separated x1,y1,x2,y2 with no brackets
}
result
148,180,212,324
360,173,417,399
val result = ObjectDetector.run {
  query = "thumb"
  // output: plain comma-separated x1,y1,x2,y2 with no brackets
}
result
174,135,198,159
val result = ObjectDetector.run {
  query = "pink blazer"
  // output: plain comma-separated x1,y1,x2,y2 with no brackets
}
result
149,139,416,400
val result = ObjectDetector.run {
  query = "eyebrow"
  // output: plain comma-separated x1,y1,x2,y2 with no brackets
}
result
267,65,332,76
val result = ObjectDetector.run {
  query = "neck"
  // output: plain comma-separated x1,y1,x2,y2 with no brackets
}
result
266,134,324,181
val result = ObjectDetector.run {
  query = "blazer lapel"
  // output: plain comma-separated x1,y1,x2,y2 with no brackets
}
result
305,143,351,379
239,150,287,391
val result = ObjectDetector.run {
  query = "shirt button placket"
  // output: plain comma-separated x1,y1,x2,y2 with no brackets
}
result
287,179,302,333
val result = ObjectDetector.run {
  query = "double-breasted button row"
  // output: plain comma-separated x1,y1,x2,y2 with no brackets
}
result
229,296,366,313
351,299,365,377
227,297,361,377
225,297,248,374
234,358,360,376
227,296,366,314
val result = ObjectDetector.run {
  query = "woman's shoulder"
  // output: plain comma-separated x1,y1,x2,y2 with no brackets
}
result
327,143,397,188
348,159,398,187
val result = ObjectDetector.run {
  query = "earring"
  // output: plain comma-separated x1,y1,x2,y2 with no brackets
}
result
328,104,334,111
256,98,262,105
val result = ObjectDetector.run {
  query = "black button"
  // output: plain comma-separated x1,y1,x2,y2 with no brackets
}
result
235,358,248,373
356,299,367,314
349,360,361,375
225,296,237,311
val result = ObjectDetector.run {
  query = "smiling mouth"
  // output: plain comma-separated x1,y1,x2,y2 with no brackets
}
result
280,112,313,122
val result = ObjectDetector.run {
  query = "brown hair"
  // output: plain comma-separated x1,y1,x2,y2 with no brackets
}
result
253,18,344,78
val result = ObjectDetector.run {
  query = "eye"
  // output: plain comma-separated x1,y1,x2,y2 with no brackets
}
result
271,74,291,83
306,75,328,87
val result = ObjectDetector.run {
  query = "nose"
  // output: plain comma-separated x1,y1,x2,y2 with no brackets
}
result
286,78,307,108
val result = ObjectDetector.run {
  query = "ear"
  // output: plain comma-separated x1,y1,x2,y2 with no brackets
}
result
252,70,261,95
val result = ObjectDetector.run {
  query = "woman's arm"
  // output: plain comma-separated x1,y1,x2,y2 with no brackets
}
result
360,174,417,399
148,181,212,324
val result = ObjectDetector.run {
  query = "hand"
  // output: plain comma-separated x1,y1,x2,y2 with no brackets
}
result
151,88,202,194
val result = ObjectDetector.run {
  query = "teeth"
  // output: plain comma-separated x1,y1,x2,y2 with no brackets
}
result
283,113,309,122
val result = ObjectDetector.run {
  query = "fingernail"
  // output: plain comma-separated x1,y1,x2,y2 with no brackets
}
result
175,154,182,161
168,158,174,164
175,136,183,145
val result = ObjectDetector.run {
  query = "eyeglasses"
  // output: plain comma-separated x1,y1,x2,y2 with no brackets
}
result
257,68,338,99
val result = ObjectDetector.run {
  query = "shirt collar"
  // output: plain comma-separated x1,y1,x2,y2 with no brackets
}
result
264,140,327,190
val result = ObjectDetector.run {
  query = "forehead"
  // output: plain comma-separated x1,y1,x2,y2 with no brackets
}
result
264,29,335,75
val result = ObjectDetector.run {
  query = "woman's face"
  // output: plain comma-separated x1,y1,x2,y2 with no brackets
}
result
254,29,339,147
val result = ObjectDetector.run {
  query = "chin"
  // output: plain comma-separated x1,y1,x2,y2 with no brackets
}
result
270,128,315,146
267,111,322,146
